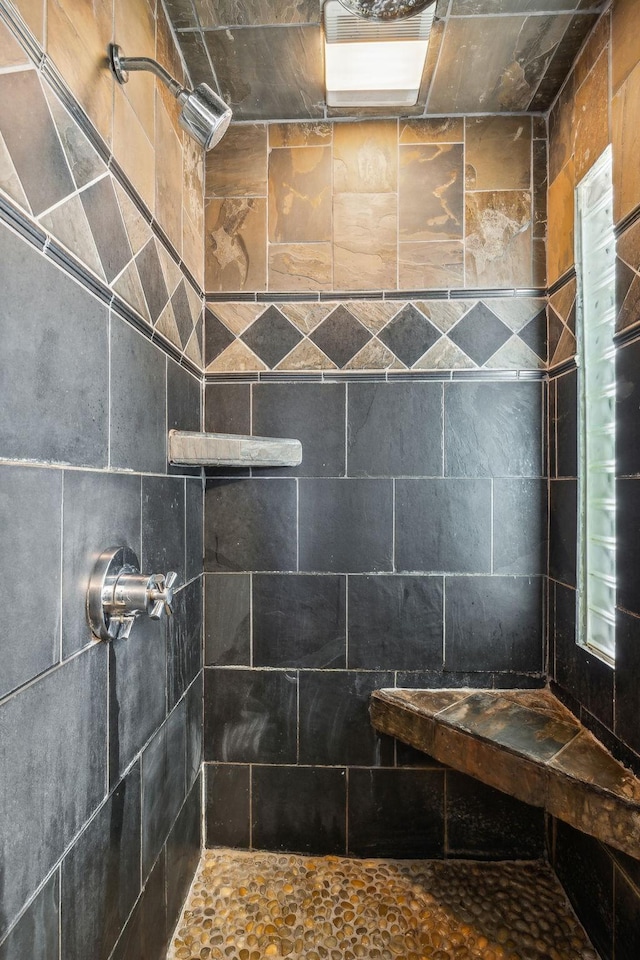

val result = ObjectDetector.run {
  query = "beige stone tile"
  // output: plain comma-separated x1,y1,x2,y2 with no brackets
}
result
113,89,155,212
485,337,544,371
0,130,30,212
414,301,466,334
613,61,640,224
333,121,397,194
114,181,153,255
533,239,546,288
156,299,182,350
553,325,577,365
399,118,464,145
399,241,464,289
269,122,331,148
208,302,265,336
206,124,268,198
40,193,104,279
574,10,610,93
275,338,336,371
155,0,185,138
183,133,204,230
344,338,396,371
483,298,546,334
0,19,30,68
47,0,114,144
155,95,183,255
268,243,332,292
12,0,44,43
183,210,204,289
548,74,575,184
206,340,267,373
113,259,151,323
280,302,332,335
465,116,531,191
612,0,639,93
573,51,610,184
549,278,576,326
205,198,267,292
547,161,575,284
345,301,402,335
414,337,474,371
333,193,397,291
465,191,532,289
268,146,331,243
399,143,464,241
184,325,203,367
157,242,183,298
114,0,156,143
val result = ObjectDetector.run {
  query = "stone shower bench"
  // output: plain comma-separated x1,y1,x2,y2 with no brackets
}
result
370,687,640,860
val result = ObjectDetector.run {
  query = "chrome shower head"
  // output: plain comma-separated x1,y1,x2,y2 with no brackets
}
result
107,44,232,151
337,0,433,18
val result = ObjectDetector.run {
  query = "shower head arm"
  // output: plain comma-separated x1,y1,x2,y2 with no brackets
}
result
108,44,184,99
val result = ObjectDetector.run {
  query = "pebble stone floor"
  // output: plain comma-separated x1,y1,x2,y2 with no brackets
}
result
168,849,599,960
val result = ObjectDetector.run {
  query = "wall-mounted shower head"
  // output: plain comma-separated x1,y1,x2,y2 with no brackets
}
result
107,44,232,151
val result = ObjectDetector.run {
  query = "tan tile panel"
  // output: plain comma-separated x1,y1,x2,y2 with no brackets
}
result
612,0,640,94
399,143,464,241
155,0,185,138
155,95,183,256
268,146,331,243
573,10,610,93
206,124,268,198
275,338,335,371
0,130,30,212
573,50,610,184
269,121,332,148
465,190,532,289
399,117,464,145
333,120,397,194
465,116,532,191
547,160,576,285
12,0,44,43
613,60,640,225
113,89,155,213
205,197,267,292
0,17,30,68
333,192,397,291
114,0,156,143
399,240,464,290
268,242,332,291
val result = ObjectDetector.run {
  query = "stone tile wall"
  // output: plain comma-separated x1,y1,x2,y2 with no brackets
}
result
0,3,205,958
546,2,640,955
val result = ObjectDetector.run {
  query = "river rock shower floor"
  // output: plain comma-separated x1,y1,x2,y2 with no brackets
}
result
168,849,598,960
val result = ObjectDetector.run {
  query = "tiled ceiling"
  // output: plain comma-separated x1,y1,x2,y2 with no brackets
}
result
164,0,605,121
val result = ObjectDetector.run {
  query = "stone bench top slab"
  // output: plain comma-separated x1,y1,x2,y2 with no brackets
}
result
370,687,640,859
168,429,302,467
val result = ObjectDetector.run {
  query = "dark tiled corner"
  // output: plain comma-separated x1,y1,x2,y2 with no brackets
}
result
185,672,203,792
549,479,578,587
168,361,201,436
109,849,167,960
556,367,578,478
348,769,445,859
185,478,203,581
205,764,251,848
141,700,187,880
204,383,251,435
167,578,202,711
615,609,640,755
141,476,186,584
205,574,251,666
204,669,297,764
493,479,547,575
205,480,297,572
252,766,346,856
166,777,201,929
0,871,59,960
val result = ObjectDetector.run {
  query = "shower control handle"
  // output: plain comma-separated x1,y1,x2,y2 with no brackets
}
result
87,547,179,641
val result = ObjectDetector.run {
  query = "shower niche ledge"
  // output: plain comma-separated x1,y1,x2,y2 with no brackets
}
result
168,430,302,467
371,687,640,860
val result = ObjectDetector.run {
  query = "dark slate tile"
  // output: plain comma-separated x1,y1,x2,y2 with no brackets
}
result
79,176,132,283
166,777,201,931
299,479,393,573
0,645,108,940
549,479,577,586
205,574,251,666
109,849,167,960
0,222,108,466
61,763,141,960
204,668,297,763
348,769,445,859
252,382,346,477
205,383,251,435
554,820,614,960
253,574,346,668
446,771,544,859
141,700,186,880
205,309,235,366
205,479,297,572
108,616,166,786
519,308,548,361
554,582,614,730
163,0,198,29
135,239,169,323
617,339,640,477
445,576,543,673
167,578,202,711
395,479,492,573
0,465,61,698
185,672,203,791
309,306,371,368
0,69,74,216
615,865,640,960
252,766,346,856
615,609,640,755
377,304,441,367
548,308,565,364
396,669,497,690
141,477,186,584
556,367,578,478
348,575,443,670
298,671,394,767
168,361,200,436
444,381,543,477
619,479,640,616
548,376,557,479
170,281,194,349
347,381,443,478
62,470,141,658
447,303,512,366
205,764,250,848
241,306,302,368
185,478,203,581
0,872,59,960
110,320,167,474
493,479,547,575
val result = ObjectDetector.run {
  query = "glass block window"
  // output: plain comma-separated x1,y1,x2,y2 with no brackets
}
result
575,145,616,663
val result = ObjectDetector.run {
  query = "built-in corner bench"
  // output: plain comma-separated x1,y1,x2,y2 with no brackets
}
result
370,688,640,860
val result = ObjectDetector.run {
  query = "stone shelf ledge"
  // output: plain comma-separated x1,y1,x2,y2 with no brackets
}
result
169,430,302,467
370,687,640,860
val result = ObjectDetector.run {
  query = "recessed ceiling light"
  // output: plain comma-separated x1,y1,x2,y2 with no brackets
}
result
323,0,435,108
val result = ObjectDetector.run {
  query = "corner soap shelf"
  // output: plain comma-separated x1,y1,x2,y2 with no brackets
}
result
168,430,302,468
370,687,640,860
